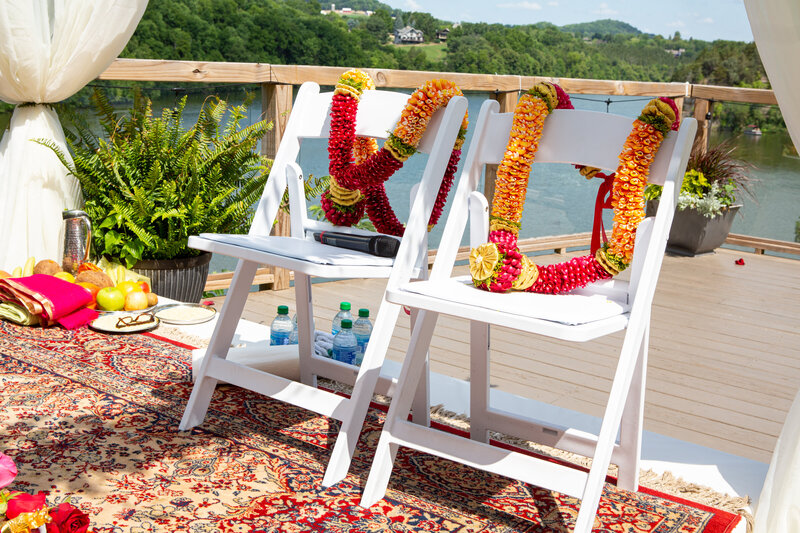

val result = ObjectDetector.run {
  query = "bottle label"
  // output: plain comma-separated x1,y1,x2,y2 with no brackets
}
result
270,331,291,346
355,336,369,353
333,346,358,365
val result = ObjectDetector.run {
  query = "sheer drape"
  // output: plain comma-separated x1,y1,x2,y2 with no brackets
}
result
0,0,147,271
743,1,800,530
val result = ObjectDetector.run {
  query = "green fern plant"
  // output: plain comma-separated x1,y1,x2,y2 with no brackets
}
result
39,88,272,268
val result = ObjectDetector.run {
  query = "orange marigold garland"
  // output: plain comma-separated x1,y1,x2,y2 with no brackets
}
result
469,83,679,294
322,69,468,235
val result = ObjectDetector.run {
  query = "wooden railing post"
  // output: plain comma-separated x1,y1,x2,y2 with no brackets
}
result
262,82,294,290
484,90,519,206
692,98,710,156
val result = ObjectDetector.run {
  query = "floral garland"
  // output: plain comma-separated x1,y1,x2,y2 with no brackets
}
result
321,70,468,236
469,82,679,294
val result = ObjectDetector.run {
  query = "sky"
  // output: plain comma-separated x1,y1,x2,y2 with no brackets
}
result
377,0,755,42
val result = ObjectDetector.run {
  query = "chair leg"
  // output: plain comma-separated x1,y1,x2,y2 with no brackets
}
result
321,300,403,487
180,260,258,430
360,309,441,507
617,321,649,491
294,273,316,387
409,306,430,427
573,318,649,533
469,321,490,443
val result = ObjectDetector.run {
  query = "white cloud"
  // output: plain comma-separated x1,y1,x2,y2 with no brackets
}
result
547,1,559,5
667,20,687,28
405,0,421,10
498,1,543,10
593,2,617,16
701,17,714,24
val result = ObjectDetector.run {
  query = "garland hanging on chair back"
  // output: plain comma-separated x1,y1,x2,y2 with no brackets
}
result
468,82,680,295
321,69,468,236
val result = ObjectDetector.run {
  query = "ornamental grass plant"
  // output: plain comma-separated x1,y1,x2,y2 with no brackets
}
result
39,88,272,268
645,140,754,218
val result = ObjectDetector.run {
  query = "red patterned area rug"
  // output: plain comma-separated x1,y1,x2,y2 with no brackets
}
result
0,321,739,532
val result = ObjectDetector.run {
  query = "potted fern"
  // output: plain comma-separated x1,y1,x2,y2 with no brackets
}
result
645,140,753,255
41,88,272,302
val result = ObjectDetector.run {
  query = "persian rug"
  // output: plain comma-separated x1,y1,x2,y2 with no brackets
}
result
0,321,740,532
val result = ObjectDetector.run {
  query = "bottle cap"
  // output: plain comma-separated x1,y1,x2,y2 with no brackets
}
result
358,308,369,317
340,302,351,311
277,305,289,315
340,319,353,329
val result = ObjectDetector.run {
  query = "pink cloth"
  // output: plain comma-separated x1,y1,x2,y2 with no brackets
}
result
0,274,98,328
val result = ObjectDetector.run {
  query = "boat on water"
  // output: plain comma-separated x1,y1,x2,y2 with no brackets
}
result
744,124,763,135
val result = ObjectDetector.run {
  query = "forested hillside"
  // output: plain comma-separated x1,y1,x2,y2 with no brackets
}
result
113,0,778,130
123,1,765,84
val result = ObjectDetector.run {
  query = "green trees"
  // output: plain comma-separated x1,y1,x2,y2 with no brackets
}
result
115,0,778,132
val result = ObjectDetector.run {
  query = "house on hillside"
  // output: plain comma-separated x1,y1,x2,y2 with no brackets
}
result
665,48,686,57
394,26,423,44
436,28,449,41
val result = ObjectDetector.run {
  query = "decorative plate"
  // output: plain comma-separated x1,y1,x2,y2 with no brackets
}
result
154,303,217,325
90,312,160,334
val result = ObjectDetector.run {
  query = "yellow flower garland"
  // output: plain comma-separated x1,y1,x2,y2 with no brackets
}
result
469,84,679,294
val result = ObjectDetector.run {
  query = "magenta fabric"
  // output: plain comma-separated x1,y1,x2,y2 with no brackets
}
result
0,274,98,328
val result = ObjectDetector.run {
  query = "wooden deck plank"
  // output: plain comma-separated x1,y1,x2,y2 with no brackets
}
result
222,248,800,464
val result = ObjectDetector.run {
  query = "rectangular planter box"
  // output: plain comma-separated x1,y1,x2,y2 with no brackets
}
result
647,201,741,256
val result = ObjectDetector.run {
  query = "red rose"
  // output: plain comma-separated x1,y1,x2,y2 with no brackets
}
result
5,491,48,518
47,502,90,533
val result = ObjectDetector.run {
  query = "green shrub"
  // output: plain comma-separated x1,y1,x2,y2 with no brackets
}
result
39,88,272,267
644,140,753,218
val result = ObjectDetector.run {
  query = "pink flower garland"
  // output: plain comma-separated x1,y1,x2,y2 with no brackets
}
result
322,71,467,236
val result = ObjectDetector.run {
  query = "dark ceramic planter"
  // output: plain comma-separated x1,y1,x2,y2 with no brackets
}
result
647,200,740,256
132,252,211,303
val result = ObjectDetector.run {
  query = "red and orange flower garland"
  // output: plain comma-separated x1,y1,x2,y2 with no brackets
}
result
321,69,468,236
469,82,679,294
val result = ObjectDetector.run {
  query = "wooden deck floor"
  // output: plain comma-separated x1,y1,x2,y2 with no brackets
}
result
225,248,800,464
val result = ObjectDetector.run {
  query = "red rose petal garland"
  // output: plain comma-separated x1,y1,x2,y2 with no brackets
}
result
469,83,679,294
322,69,468,236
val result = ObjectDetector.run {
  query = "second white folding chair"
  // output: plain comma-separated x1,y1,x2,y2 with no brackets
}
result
179,81,468,486
360,98,696,532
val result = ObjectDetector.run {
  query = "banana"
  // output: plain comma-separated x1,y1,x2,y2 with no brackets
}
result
12,266,22,277
117,265,127,284
23,256,35,276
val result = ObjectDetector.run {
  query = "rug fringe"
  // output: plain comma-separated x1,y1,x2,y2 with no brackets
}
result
153,325,209,349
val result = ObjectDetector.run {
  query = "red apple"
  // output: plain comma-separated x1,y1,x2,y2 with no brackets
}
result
137,280,151,293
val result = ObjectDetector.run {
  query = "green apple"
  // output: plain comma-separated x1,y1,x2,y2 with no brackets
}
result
96,287,125,311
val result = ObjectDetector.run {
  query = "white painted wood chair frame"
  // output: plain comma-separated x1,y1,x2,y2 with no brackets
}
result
179,81,469,487
360,99,697,532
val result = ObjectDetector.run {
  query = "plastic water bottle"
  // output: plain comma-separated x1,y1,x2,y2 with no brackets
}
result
288,313,298,345
353,308,373,365
331,319,358,365
270,305,293,345
331,301,353,335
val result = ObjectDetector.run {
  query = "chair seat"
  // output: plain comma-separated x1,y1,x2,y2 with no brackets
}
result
386,276,631,341
190,234,396,278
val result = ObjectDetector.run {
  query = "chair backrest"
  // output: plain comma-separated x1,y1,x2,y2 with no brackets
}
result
249,81,465,244
432,98,697,307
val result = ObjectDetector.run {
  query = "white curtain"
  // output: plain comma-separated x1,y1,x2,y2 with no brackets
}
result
743,1,800,530
0,0,148,272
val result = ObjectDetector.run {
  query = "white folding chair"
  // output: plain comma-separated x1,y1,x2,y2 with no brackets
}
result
360,98,697,531
180,81,468,486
